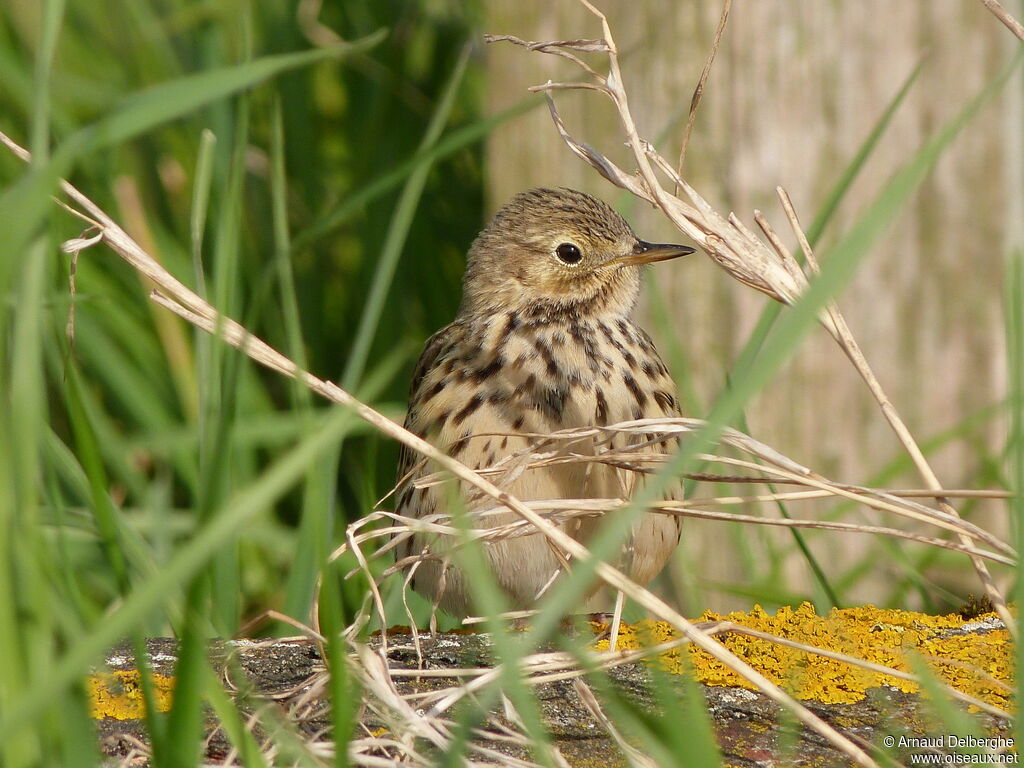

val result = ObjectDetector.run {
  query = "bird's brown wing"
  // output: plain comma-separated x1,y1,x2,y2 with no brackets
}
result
395,322,460,485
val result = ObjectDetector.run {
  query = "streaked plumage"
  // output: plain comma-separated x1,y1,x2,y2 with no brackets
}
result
395,187,693,617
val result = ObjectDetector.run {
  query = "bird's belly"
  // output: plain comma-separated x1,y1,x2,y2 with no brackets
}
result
400,318,682,613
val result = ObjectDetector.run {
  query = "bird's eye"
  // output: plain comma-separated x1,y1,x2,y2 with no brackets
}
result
555,242,583,266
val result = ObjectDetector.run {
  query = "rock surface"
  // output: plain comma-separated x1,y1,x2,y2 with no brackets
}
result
93,615,1014,767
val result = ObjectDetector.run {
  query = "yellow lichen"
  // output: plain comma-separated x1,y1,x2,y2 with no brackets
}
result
87,670,175,720
594,603,1012,709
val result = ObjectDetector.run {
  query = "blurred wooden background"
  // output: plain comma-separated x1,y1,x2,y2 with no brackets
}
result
484,1,1022,612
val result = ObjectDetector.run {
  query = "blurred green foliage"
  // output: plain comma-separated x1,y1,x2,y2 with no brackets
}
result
0,2,1018,764
0,0,489,631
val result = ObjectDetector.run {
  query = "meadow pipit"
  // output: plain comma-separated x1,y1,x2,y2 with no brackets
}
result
395,187,694,617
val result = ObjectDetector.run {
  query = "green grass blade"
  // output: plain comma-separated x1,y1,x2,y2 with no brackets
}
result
726,56,926,391
190,128,217,297
270,96,309,383
293,95,538,248
202,665,268,768
319,563,354,768
905,652,985,749
28,0,64,159
55,684,101,768
70,35,385,157
803,58,925,247
653,58,925,610
1,45,64,768
710,51,1012,611
443,490,558,768
273,91,333,627
529,46,1023,641
0,405,361,739
63,364,130,591
1006,244,1023,748
197,91,253,637
733,408,840,608
161,603,208,768
0,31,387,299
1,235,52,768
341,44,471,391
282,44,472,624
702,45,1022,493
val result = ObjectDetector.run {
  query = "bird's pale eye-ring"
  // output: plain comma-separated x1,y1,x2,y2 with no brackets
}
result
555,242,583,266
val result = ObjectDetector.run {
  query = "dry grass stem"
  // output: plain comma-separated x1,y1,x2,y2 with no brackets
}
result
676,0,732,184
485,0,1013,635
703,622,1012,721
235,610,326,642
349,612,1011,766
572,677,657,768
5,5,1014,747
344,499,1012,579
774,188,1014,586
0,129,882,765
977,0,1024,40
388,418,1011,555
775,186,1013,630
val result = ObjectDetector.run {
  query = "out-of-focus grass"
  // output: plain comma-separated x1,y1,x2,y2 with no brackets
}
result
1009,226,1024,758
2,0,490,629
0,0,500,762
0,0,1019,765
648,61,925,615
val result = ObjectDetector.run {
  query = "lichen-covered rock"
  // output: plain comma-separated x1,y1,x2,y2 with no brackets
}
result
594,603,1012,709
91,607,1015,767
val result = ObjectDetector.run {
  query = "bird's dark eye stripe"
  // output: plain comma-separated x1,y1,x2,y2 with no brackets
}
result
555,242,583,265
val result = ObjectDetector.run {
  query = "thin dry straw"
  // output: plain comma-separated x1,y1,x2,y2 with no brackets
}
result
357,615,1010,722
485,0,1013,636
397,419,1012,554
348,503,1012,568
772,185,1014,629
9,31,1017,749
977,0,1024,41
676,0,732,182
0,129,878,768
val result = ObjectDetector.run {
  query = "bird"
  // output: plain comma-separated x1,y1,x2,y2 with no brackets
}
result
393,187,694,618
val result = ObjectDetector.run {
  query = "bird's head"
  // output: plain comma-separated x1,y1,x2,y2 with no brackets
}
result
459,187,693,320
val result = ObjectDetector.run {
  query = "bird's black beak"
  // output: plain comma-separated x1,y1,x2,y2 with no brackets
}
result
615,240,696,267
